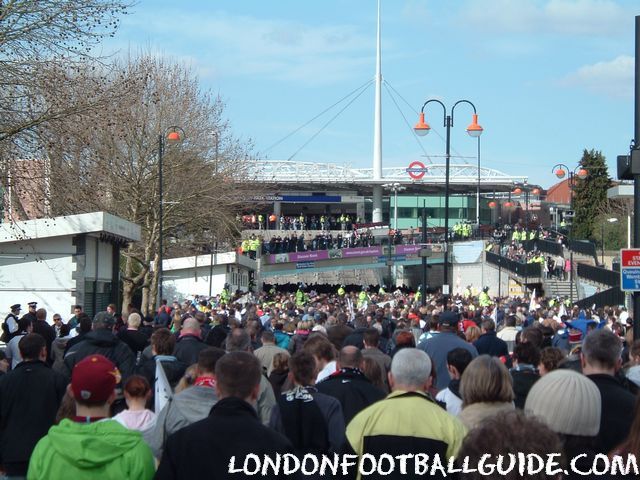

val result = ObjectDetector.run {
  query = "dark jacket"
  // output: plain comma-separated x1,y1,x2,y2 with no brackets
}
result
63,329,135,380
510,365,540,409
473,331,510,359
63,331,88,355
587,373,636,453
136,355,186,392
0,360,67,476
205,324,230,348
342,327,369,350
268,369,289,397
173,334,208,367
155,397,299,480
269,386,345,455
32,320,56,363
316,368,386,424
117,328,149,355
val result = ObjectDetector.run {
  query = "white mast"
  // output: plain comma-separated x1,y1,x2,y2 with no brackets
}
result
371,0,383,223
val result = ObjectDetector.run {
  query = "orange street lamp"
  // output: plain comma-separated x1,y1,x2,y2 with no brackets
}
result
413,99,482,292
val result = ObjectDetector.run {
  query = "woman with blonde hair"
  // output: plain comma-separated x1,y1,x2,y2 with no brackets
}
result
458,355,515,430
465,325,481,344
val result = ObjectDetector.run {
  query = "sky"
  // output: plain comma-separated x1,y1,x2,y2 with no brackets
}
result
99,0,639,189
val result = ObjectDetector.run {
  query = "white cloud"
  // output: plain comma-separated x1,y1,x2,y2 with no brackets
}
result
461,0,630,36
115,9,375,86
559,55,633,98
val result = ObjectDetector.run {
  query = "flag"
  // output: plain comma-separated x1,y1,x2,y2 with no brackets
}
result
558,303,567,318
155,358,173,413
529,288,536,312
490,306,498,323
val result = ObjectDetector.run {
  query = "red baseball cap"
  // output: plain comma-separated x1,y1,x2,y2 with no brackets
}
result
71,355,120,404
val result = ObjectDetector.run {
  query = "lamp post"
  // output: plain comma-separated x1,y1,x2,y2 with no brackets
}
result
601,218,619,266
158,126,185,308
551,164,588,305
476,135,481,226
383,182,406,287
512,182,541,238
414,99,483,293
382,182,407,231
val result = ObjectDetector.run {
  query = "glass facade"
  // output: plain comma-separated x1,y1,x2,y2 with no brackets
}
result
388,195,491,228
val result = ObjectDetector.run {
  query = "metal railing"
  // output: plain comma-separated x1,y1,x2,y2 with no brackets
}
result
569,240,598,263
576,263,620,287
575,287,625,309
486,251,542,279
522,238,564,256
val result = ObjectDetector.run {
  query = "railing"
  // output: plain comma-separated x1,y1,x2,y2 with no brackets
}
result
577,263,620,287
486,251,542,279
522,239,564,256
569,240,598,263
575,287,625,309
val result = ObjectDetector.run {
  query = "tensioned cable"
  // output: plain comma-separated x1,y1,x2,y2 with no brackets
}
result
383,81,432,162
263,78,374,155
384,80,470,165
288,81,373,161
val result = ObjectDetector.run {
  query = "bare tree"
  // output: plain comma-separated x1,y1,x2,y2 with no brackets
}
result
0,0,130,143
37,54,264,314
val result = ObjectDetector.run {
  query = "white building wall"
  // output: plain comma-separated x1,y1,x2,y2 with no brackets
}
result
0,236,77,321
162,253,254,301
84,236,114,281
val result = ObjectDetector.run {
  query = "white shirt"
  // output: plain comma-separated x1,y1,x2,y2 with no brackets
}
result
7,333,26,369
436,388,463,416
316,360,337,383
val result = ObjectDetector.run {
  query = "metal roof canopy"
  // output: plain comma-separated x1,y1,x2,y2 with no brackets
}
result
246,160,526,195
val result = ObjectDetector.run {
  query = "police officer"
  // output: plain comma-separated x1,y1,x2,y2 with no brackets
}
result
1,304,21,343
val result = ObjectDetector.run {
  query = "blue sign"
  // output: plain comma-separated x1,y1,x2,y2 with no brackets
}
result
296,261,315,269
621,267,640,292
282,195,342,203
378,255,406,263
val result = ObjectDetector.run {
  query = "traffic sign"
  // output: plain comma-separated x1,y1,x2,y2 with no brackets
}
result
406,161,427,180
620,249,640,291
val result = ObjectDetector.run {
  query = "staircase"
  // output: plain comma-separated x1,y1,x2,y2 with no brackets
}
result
543,277,579,300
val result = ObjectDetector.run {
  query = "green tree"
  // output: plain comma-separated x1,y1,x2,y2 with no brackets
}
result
571,149,611,241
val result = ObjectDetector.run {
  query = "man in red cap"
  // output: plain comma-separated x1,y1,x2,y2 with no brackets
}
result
27,354,154,479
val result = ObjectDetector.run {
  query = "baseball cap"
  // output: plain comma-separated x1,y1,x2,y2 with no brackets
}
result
92,311,116,327
438,311,459,327
71,355,120,404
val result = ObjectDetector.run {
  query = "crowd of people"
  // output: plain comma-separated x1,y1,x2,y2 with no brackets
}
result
240,229,410,258
485,226,574,279
240,213,357,231
0,286,639,479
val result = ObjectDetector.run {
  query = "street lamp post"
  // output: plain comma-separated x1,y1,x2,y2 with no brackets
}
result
551,164,588,305
383,182,406,287
512,182,541,238
382,182,407,232
476,136,481,226
414,100,483,293
158,126,185,308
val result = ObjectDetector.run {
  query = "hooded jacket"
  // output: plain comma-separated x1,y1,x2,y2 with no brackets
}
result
149,384,218,459
27,419,155,480
63,329,135,380
172,334,207,366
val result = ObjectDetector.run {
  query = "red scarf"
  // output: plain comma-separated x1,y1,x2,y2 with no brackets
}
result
194,376,216,389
